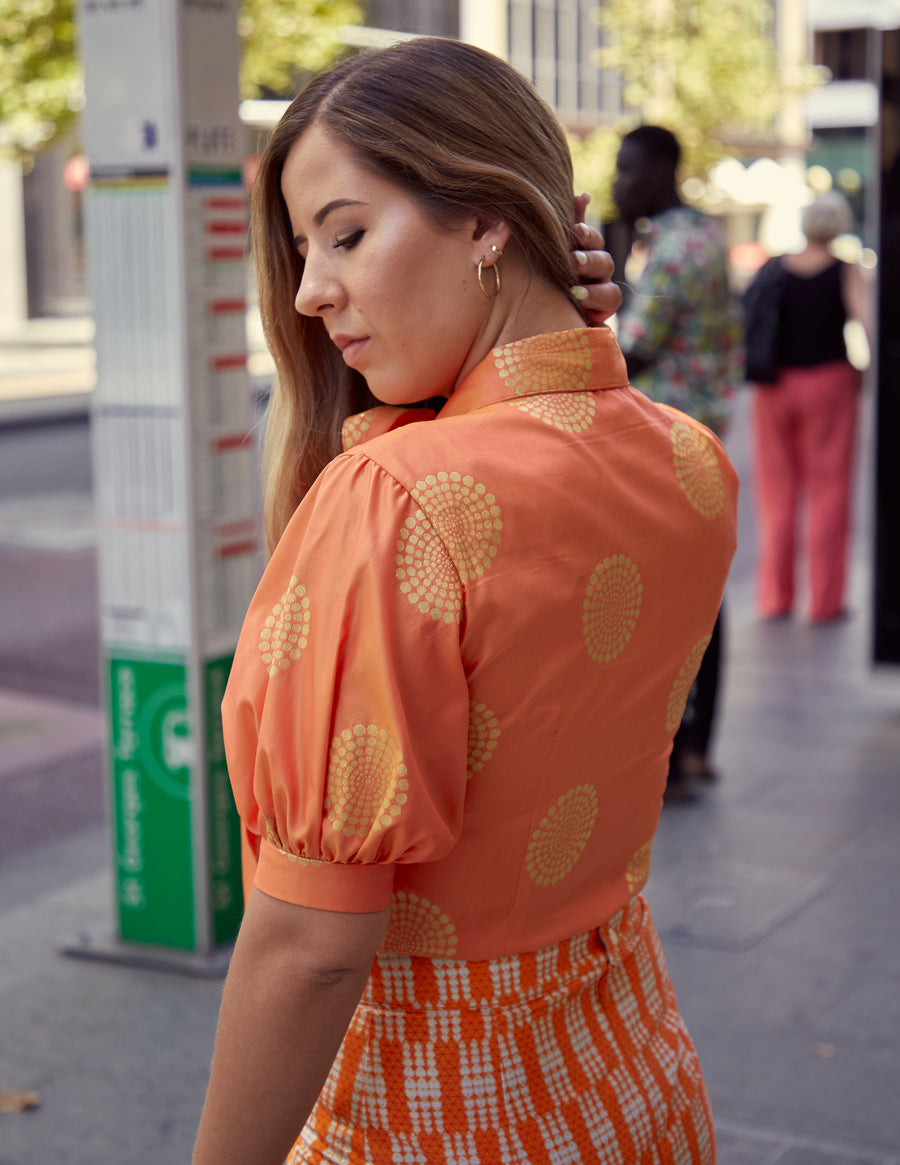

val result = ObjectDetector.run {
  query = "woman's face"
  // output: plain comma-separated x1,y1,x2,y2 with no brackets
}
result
281,124,499,404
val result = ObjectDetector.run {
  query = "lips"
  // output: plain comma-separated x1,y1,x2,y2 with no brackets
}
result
332,334,370,367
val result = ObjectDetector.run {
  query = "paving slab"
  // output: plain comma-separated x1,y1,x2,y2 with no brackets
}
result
0,847,222,1165
716,1119,900,1165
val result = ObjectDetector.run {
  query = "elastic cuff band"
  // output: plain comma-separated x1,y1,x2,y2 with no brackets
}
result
254,838,396,913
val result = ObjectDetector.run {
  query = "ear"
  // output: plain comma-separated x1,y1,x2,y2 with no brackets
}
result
469,215,512,265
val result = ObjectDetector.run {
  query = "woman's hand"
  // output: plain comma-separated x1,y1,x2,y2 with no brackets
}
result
571,193,622,325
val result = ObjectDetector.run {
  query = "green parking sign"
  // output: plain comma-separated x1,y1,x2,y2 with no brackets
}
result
107,653,242,950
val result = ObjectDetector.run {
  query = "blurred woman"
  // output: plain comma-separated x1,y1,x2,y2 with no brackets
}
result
193,37,737,1165
748,191,871,622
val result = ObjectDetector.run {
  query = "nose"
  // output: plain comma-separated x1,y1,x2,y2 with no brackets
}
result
294,251,342,318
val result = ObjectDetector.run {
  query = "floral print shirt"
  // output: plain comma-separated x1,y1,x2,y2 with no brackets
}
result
615,205,742,435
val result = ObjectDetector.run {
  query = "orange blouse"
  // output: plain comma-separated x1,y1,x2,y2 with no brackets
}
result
222,327,738,961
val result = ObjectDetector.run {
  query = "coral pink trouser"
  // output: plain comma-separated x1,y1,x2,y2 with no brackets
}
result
753,360,861,621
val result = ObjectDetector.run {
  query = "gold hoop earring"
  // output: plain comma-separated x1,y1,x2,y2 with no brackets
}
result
477,253,501,299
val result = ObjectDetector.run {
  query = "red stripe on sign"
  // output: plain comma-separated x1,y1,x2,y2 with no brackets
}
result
208,299,247,314
210,354,248,371
213,432,252,451
205,197,246,210
216,520,256,537
206,221,246,235
217,540,257,559
207,247,245,261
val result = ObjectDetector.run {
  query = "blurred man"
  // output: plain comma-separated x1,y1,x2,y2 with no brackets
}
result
613,125,741,800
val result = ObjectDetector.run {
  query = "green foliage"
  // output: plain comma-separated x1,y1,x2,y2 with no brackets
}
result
571,0,787,221
239,0,363,99
0,0,363,161
0,0,83,158
568,126,622,226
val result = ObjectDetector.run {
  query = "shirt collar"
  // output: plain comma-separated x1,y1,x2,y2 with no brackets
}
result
342,327,627,451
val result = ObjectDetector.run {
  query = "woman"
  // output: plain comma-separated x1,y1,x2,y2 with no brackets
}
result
194,38,737,1165
748,190,871,623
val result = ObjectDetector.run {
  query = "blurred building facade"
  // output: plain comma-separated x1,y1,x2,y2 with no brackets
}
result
5,0,900,328
1,0,618,329
807,2,886,246
365,0,620,126
802,3,900,663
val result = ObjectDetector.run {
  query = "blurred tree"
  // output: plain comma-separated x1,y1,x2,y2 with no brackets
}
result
0,0,363,161
570,0,788,222
0,0,82,160
240,0,363,99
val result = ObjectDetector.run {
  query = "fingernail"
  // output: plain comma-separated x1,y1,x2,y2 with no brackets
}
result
575,222,589,238
570,285,588,301
574,250,588,266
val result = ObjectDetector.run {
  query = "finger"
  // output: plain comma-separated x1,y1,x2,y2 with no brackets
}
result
574,249,615,286
578,283,623,324
569,281,622,310
574,220,607,252
573,192,590,225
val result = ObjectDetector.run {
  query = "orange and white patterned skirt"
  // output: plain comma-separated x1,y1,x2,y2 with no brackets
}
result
290,896,714,1164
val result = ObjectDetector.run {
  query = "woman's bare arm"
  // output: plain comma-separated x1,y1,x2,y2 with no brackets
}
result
193,888,390,1165
842,261,874,344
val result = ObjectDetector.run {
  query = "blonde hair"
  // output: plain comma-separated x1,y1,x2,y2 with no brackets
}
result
253,37,580,553
802,191,853,244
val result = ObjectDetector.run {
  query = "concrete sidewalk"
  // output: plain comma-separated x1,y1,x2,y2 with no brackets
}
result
0,317,96,427
1,355,899,1162
0,313,274,428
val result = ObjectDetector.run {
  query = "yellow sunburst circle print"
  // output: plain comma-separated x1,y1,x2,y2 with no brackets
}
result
384,891,458,957
665,634,712,732
670,420,725,518
493,330,592,395
625,841,653,894
258,576,310,677
526,784,599,887
341,409,374,450
583,555,643,664
467,700,500,779
325,724,409,837
396,471,503,623
509,391,596,433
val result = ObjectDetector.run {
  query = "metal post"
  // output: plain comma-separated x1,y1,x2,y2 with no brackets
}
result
874,22,900,665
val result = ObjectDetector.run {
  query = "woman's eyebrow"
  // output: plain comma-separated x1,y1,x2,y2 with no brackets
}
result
292,199,367,247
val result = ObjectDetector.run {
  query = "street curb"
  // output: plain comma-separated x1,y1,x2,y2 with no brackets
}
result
0,394,92,430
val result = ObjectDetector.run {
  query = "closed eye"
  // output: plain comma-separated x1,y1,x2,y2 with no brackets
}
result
334,229,364,251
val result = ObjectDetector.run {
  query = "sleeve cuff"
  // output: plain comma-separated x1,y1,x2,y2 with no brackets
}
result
253,838,396,913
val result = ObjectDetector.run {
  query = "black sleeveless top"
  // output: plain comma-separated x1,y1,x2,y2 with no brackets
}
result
777,260,848,367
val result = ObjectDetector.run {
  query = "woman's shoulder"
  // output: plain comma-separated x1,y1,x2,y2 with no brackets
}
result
781,253,842,279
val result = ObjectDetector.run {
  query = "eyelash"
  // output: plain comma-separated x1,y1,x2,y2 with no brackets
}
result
334,229,364,251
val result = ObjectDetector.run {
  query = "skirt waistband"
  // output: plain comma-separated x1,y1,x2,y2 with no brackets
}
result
365,894,649,1012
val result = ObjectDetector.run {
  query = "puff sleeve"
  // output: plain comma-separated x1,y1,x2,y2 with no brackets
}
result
222,450,471,913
